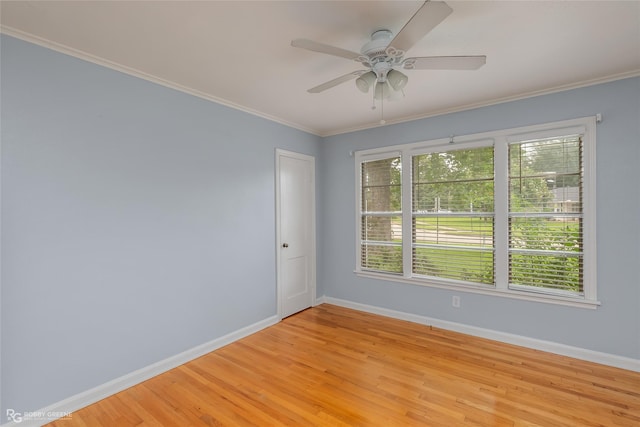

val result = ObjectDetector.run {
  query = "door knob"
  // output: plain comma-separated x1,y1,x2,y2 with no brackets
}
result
282,243,289,248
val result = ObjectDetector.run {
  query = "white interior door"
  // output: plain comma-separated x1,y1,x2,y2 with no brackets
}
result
276,149,316,318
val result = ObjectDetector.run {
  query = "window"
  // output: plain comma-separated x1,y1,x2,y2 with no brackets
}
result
355,117,597,307
412,146,495,285
360,155,402,274
508,136,584,295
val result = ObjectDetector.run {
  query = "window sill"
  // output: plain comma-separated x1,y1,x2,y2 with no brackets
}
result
354,270,601,309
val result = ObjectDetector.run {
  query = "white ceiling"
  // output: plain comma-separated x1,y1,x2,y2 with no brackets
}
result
2,1,639,136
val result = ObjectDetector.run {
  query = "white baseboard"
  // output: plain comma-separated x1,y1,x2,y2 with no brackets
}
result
1,315,279,427
6,298,637,427
319,296,640,373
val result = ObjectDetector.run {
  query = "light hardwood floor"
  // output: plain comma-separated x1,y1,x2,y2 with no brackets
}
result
49,304,639,426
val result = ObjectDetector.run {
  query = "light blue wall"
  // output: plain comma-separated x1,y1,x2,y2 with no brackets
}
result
0,35,320,415
319,76,640,360
2,33,639,417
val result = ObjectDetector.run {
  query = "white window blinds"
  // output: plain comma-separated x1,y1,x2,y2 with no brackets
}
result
508,135,584,295
360,156,403,274
354,117,596,306
412,147,495,285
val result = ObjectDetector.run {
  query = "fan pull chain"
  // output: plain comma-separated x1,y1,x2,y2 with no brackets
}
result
370,82,386,124
380,84,386,125
371,86,376,110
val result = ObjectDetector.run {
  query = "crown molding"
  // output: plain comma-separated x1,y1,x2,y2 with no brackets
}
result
321,69,640,137
3,26,638,139
0,26,321,136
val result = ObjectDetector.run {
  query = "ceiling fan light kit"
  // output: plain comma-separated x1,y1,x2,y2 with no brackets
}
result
355,71,376,93
387,70,408,91
291,1,486,124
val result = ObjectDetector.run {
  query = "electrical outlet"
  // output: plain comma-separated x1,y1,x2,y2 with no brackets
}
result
452,295,461,308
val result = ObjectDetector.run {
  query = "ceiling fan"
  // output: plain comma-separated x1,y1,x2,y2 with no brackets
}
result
291,1,486,121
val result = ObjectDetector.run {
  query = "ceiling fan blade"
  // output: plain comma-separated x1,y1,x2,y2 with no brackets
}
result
403,56,486,70
291,39,361,61
389,1,453,53
307,71,367,93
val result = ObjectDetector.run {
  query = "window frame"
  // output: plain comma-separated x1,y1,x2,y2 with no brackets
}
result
359,153,404,275
410,140,496,286
354,117,598,308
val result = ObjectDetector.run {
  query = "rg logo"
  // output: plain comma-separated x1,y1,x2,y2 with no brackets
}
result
6,409,23,423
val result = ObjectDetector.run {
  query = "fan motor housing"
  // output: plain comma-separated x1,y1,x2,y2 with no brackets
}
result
361,29,393,57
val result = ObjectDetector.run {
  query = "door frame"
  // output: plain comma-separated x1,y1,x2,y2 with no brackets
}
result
275,149,317,319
